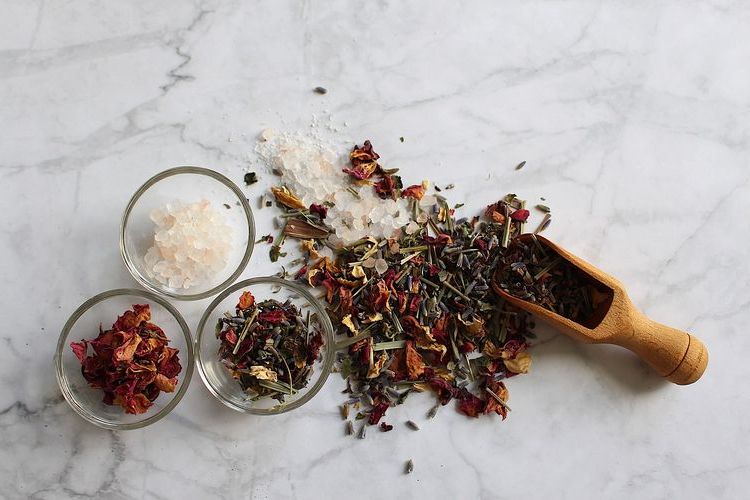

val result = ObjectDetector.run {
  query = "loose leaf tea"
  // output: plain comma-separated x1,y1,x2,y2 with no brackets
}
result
70,304,182,415
216,291,324,402
494,236,610,325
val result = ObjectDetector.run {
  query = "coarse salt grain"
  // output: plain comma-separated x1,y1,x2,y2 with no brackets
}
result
144,200,233,290
256,129,411,245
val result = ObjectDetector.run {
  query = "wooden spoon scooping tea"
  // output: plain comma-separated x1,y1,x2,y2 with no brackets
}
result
491,234,708,385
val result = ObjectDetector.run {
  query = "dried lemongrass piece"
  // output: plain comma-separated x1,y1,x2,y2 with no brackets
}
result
283,218,329,239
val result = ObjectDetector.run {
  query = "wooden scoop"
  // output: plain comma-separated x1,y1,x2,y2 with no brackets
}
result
491,234,708,385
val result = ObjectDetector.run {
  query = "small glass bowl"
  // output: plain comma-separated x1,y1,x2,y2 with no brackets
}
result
55,289,194,430
120,166,255,301
195,277,335,415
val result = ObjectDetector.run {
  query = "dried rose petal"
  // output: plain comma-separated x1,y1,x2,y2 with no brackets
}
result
70,341,87,363
154,373,178,392
370,280,390,312
504,351,532,374
510,209,530,222
309,203,328,219
258,309,286,324
238,291,255,310
112,332,141,364
405,341,425,380
457,390,485,418
306,332,324,364
368,401,389,425
112,305,149,331
401,184,426,200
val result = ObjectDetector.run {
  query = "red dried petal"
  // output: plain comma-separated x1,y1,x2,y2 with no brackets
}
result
158,347,182,379
459,341,475,354
379,422,394,432
112,332,141,364
484,379,509,420
70,341,87,363
350,140,380,166
424,233,453,246
321,276,338,303
338,287,353,316
118,393,153,415
113,304,150,331
510,209,530,222
224,328,238,345
428,376,459,405
306,332,325,364
258,309,286,324
370,280,390,312
408,295,422,315
397,291,408,314
309,203,328,219
382,268,397,288
154,373,178,393
368,401,389,425
238,291,255,310
374,175,397,198
473,238,488,251
457,390,485,418
405,341,425,380
401,184,426,200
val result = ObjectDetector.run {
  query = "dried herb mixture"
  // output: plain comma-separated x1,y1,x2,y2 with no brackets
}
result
216,291,325,401
267,140,546,432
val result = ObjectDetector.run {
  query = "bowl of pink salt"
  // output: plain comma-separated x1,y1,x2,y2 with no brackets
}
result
120,166,255,300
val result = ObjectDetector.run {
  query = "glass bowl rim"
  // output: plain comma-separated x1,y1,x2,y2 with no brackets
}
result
119,166,256,301
54,288,195,430
195,276,335,415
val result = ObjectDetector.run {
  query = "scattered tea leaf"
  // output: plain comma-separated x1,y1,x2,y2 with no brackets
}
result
405,459,414,474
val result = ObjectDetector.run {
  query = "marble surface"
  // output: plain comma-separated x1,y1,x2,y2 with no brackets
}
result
1,0,749,498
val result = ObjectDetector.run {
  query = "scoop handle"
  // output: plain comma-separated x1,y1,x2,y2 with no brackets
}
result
611,311,708,385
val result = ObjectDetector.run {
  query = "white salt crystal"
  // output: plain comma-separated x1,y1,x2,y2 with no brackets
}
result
145,200,233,290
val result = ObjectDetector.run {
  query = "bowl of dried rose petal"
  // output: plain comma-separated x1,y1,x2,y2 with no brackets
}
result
195,277,335,415
55,289,193,429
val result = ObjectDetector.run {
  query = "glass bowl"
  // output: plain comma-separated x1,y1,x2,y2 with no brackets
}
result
195,277,335,415
55,289,194,430
120,166,255,301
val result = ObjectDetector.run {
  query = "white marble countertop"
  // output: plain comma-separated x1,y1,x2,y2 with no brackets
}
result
2,1,748,498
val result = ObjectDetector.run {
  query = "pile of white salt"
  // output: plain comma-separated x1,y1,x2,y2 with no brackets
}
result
144,200,233,289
